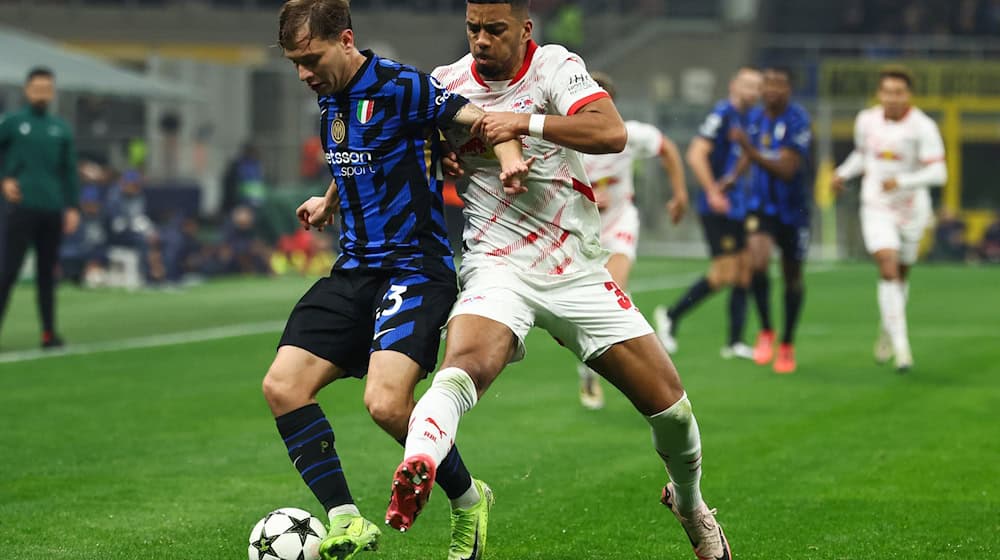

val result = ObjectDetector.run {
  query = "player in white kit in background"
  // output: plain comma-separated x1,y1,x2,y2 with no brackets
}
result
833,65,946,372
385,3,732,560
576,72,688,410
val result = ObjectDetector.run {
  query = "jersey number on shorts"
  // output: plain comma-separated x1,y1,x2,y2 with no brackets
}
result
604,281,634,310
377,284,408,319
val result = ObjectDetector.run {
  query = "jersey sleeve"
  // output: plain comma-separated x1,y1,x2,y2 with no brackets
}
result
697,105,728,142
783,111,812,157
546,52,610,116
917,117,945,164
403,68,470,126
625,121,664,159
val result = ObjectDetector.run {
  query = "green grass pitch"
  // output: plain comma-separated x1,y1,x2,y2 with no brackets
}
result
1,259,997,559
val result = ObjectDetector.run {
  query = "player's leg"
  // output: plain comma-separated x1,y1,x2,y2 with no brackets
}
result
723,244,753,360
35,210,64,347
0,206,34,340
654,214,728,353
747,226,776,364
265,274,382,559
389,267,530,531
547,270,729,559
587,338,730,559
873,248,911,370
890,221,926,371
861,207,907,368
772,223,808,374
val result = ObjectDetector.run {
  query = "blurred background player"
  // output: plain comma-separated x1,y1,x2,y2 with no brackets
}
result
0,67,79,350
833,65,946,372
576,71,688,410
654,67,761,359
730,66,813,374
392,2,732,559
261,1,528,559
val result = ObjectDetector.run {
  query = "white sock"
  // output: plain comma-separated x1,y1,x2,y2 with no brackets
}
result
878,280,910,356
404,367,478,467
646,393,703,515
577,362,598,382
450,481,482,510
328,503,360,521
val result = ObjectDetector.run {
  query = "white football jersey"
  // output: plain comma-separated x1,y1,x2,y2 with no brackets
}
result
846,105,945,214
433,41,611,276
583,120,663,219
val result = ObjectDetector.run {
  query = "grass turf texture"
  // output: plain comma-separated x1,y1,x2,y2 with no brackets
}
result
1,259,996,559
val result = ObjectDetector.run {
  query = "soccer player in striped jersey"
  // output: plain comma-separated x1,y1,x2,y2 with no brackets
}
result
576,72,688,409
729,66,813,374
833,65,946,371
654,68,762,360
388,2,732,559
262,2,530,559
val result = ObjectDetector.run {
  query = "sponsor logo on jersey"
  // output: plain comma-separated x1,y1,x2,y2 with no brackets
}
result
877,150,903,161
326,150,377,177
356,99,375,124
567,73,595,95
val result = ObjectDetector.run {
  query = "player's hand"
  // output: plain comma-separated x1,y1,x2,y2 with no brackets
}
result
296,196,337,231
667,195,688,225
2,178,22,203
442,150,464,178
882,177,899,192
473,112,529,145
718,174,737,192
499,155,536,196
707,190,731,214
832,175,847,196
728,127,750,148
64,207,81,235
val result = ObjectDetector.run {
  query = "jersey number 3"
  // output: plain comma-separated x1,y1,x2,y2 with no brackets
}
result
604,281,633,310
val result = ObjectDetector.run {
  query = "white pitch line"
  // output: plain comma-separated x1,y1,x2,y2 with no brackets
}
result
0,321,286,365
0,264,844,365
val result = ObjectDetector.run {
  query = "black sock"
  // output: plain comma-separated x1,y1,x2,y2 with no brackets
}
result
668,276,714,332
728,287,748,346
277,404,353,513
751,271,772,331
395,437,473,501
783,286,805,344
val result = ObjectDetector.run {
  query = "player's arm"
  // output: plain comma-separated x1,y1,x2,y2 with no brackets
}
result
730,125,804,182
61,123,81,234
473,97,626,155
834,112,866,192
452,103,533,194
657,134,688,224
686,137,729,214
297,177,339,231
888,119,947,192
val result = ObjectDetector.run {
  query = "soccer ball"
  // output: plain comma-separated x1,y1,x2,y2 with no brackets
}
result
248,507,327,560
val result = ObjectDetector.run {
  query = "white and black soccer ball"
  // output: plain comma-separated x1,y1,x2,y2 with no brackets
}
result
248,507,327,560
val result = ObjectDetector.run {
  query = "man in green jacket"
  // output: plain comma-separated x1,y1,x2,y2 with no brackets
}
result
0,67,79,349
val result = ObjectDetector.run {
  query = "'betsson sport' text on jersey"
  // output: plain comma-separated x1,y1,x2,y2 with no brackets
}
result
695,99,752,220
432,41,610,276
748,103,813,227
319,50,469,272
583,120,663,220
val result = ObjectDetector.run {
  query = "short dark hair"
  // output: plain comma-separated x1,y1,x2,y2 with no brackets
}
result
762,65,794,86
467,0,530,15
278,0,352,51
590,71,616,99
26,66,54,84
879,64,913,90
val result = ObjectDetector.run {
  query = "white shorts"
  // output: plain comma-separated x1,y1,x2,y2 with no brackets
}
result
861,205,931,265
600,204,640,261
449,257,654,364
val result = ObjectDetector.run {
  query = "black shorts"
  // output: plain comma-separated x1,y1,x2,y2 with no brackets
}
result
278,266,458,377
746,212,810,263
700,213,747,257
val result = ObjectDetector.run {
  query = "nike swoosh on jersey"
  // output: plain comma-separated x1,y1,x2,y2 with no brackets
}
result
373,328,396,341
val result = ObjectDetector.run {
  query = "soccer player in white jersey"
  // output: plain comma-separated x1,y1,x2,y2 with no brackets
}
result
384,2,733,559
833,65,946,371
576,71,688,410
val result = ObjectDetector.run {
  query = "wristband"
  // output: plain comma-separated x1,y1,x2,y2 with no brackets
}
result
528,114,546,139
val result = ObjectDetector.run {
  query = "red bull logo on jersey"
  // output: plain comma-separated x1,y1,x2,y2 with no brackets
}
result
877,150,903,161
510,95,535,113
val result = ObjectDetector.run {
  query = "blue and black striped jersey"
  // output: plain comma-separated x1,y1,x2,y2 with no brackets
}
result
319,50,469,272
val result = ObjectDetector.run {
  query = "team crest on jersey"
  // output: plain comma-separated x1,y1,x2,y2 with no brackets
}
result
746,215,760,233
331,114,346,144
356,99,375,124
510,95,535,113
19,122,30,135
761,133,772,148
775,122,786,141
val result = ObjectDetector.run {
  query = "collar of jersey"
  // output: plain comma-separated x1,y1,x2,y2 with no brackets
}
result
470,40,538,89
340,49,376,95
